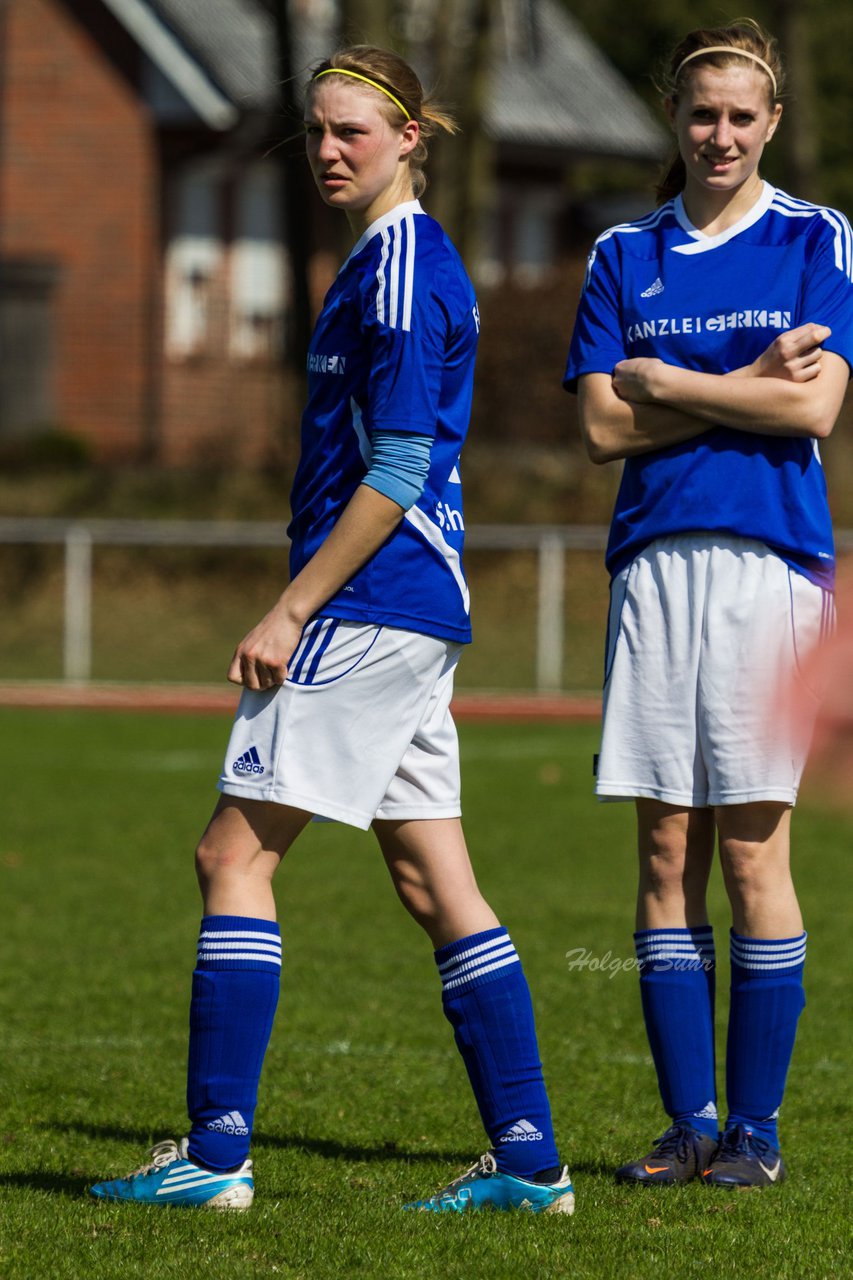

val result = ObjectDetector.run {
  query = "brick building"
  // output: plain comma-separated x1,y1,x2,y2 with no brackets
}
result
0,0,663,465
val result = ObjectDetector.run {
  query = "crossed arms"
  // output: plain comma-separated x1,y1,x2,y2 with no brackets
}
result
578,323,850,464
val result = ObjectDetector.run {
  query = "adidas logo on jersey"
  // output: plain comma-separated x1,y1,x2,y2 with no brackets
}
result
232,746,265,776
641,276,664,297
206,1111,250,1136
499,1119,543,1143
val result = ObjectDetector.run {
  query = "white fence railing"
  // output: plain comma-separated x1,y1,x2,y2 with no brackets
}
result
0,518,609,689
2,518,850,690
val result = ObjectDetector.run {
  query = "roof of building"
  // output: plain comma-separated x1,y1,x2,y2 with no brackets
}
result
487,0,665,159
104,0,665,159
148,0,279,110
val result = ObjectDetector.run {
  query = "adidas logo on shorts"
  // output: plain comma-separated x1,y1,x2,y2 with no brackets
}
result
499,1118,543,1143
232,746,265,776
206,1111,250,1136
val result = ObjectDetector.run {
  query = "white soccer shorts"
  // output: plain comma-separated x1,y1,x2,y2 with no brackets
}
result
597,534,834,807
218,619,463,829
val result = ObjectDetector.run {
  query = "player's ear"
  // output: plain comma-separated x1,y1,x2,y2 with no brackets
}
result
664,96,678,131
399,118,420,158
765,102,783,142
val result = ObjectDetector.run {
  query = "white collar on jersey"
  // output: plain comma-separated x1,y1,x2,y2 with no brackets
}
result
344,199,425,268
672,181,775,255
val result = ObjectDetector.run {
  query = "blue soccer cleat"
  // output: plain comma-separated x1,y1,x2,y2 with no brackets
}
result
403,1152,575,1214
702,1124,787,1187
89,1138,254,1209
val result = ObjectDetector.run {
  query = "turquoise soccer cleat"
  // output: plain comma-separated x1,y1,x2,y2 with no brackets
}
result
89,1138,254,1209
403,1152,575,1214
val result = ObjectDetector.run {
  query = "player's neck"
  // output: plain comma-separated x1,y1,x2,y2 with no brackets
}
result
681,172,765,237
345,178,417,240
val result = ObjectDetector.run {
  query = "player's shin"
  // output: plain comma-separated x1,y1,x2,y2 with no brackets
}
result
724,929,806,1146
635,927,719,1135
436,927,561,1180
186,915,282,1170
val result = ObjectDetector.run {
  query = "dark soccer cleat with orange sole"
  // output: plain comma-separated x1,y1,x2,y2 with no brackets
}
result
615,1123,719,1185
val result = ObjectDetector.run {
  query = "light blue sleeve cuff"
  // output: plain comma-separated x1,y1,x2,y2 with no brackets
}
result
362,430,433,510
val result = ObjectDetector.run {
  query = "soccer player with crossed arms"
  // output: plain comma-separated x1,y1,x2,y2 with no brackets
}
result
564,19,852,1187
90,44,574,1215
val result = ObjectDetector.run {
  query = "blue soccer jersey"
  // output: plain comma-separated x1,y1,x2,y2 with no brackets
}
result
288,199,479,643
564,183,853,586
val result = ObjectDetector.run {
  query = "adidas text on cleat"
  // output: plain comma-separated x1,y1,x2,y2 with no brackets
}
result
89,1138,254,1209
615,1123,719,1185
702,1124,787,1188
403,1152,575,1214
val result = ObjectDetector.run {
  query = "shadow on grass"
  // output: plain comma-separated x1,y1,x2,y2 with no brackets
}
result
565,1158,622,1178
40,1119,472,1168
0,1171,92,1197
254,1130,473,1165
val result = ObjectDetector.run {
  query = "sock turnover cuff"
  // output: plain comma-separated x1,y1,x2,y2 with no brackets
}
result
196,915,282,972
729,929,807,974
634,926,715,971
435,927,520,995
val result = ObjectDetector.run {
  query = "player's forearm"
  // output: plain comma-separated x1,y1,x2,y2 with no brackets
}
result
578,374,709,463
633,360,845,439
277,484,405,627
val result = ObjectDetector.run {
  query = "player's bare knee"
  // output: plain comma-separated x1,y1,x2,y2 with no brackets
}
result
641,841,688,897
194,832,254,885
720,842,777,906
194,835,223,887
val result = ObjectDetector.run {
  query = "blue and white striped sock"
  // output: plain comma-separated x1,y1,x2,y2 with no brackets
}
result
436,926,560,1180
186,915,282,1171
725,930,807,1147
635,926,718,1138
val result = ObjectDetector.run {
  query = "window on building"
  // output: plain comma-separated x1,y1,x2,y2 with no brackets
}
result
164,163,224,358
229,163,289,362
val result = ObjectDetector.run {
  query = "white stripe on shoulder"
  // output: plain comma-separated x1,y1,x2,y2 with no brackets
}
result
592,205,671,251
770,194,853,280
584,205,672,286
375,214,416,332
388,222,402,327
402,213,416,330
375,229,390,325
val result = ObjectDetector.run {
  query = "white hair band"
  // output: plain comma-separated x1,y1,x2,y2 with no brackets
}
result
675,46,777,98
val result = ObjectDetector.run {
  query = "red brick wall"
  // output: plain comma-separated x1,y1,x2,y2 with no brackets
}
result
161,338,297,469
1,0,158,458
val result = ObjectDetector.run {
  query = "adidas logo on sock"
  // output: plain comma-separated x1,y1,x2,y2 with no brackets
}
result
695,1100,719,1120
499,1118,543,1143
206,1111,249,1136
232,746,265,776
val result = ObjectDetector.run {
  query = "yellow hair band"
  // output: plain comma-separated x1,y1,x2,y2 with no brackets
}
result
675,46,777,98
312,68,412,121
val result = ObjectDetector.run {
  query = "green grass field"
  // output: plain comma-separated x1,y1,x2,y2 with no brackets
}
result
1,710,850,1279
